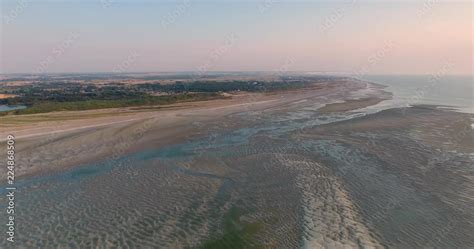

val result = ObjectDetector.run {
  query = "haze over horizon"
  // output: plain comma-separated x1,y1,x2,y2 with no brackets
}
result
1,2,474,248
1,1,472,74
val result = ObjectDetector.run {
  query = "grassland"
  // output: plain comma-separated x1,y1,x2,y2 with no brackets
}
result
0,73,346,115
1,93,223,115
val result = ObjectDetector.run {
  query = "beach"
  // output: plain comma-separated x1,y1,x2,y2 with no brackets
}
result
0,78,472,248
2,0,472,247
0,79,377,179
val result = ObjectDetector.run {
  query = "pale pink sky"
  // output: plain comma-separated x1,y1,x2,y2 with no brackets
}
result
1,1,472,74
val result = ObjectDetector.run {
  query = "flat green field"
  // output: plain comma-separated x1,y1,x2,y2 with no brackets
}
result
1,93,223,116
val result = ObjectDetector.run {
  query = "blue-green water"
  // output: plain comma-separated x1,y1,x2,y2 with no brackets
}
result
1,78,473,248
360,75,473,113
0,105,26,112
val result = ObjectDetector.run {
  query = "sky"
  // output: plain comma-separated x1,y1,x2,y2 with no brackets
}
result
1,0,472,74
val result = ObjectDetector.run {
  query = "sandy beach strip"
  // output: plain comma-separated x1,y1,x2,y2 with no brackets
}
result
0,80,387,180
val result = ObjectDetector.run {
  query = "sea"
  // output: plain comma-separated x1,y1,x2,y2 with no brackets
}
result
359,74,473,114
1,74,473,248
0,105,26,112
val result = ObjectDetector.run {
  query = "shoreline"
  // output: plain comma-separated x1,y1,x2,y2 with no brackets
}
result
0,80,383,180
2,79,473,248
1,79,470,182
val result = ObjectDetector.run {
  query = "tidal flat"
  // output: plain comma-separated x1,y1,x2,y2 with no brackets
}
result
0,79,472,248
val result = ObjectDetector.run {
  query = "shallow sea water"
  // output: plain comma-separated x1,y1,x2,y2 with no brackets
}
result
1,78,473,248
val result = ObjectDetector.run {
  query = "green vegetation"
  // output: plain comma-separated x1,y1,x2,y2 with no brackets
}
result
0,83,143,106
0,74,345,115
2,93,222,115
200,207,264,249
136,80,311,93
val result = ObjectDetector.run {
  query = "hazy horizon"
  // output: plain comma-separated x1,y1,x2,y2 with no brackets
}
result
1,71,473,76
1,3,473,248
1,1,472,74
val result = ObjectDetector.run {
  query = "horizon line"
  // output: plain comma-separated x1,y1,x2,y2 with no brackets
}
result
1,71,473,76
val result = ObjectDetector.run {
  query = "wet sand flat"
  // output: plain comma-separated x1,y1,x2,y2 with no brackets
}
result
0,80,368,179
294,106,474,248
0,80,472,248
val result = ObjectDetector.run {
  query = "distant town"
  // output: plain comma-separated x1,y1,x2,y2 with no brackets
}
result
0,73,344,115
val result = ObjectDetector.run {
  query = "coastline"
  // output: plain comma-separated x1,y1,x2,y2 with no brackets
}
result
0,79,385,180
1,78,473,248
